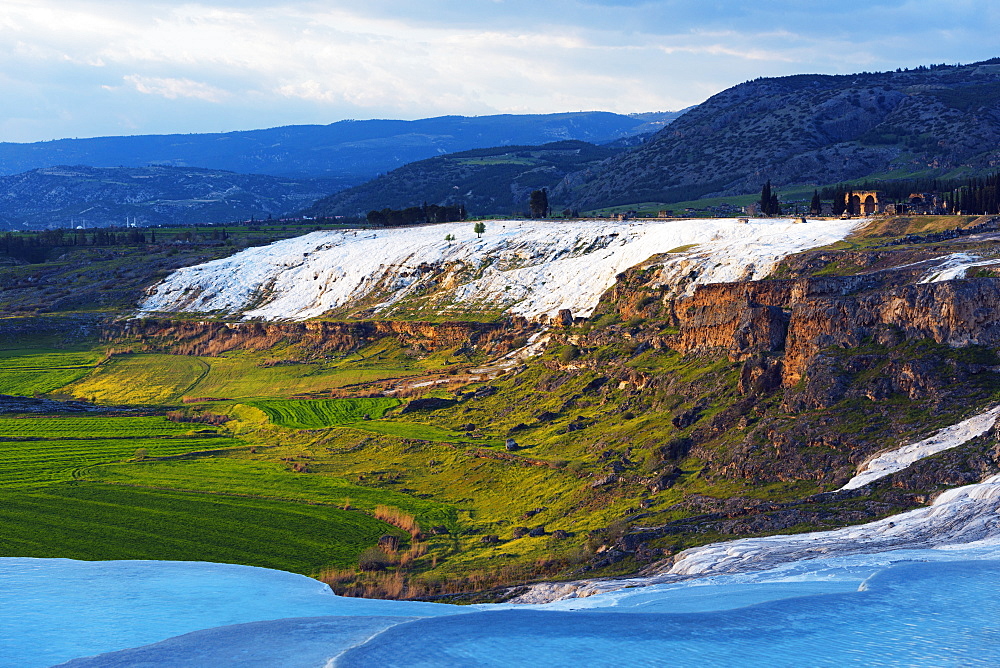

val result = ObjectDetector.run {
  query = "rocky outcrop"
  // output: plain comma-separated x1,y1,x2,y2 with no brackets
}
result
659,276,1000,388
108,317,538,357
782,280,1000,384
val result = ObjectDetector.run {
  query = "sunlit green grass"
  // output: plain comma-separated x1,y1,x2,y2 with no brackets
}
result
0,483,396,573
0,415,199,439
82,457,458,528
0,436,241,487
64,354,208,404
249,397,401,429
0,348,102,395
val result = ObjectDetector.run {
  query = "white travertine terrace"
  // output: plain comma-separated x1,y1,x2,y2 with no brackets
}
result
140,217,861,321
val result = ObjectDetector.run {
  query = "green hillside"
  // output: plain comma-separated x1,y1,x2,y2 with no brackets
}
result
303,140,622,218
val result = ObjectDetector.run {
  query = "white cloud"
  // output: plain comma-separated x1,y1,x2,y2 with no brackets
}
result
123,75,230,102
0,0,996,141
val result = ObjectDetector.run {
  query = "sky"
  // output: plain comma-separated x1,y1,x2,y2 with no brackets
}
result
1,0,998,143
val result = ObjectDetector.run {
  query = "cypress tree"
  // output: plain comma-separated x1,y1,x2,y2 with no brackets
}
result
759,181,772,216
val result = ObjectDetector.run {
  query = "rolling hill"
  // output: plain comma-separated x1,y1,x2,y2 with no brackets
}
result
555,59,1000,209
302,140,622,218
0,112,681,190
0,165,338,229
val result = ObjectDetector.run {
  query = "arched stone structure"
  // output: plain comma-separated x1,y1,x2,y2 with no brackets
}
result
863,194,877,215
844,191,886,215
849,194,861,215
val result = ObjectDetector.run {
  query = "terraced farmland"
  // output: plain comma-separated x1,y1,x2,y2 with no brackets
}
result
248,397,401,429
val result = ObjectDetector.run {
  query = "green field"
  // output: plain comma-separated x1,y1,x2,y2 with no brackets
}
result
0,483,395,573
0,349,101,368
64,354,208,404
57,352,413,404
0,435,241,488
0,342,445,406
249,397,401,429
82,457,458,528
0,415,201,439
0,401,406,573
0,348,101,395
192,356,408,399
0,345,435,576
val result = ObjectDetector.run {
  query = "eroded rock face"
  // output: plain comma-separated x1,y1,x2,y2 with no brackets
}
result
662,277,1000,389
108,317,537,357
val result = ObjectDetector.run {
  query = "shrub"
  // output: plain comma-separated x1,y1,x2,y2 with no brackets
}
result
559,345,579,364
358,547,393,571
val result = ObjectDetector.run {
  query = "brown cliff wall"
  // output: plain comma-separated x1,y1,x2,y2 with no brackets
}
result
108,317,536,357
662,277,1000,387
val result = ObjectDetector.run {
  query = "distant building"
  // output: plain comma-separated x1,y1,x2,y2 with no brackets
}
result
845,191,889,215
905,193,948,215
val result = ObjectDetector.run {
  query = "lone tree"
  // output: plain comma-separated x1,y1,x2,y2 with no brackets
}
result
473,221,486,238
529,189,549,219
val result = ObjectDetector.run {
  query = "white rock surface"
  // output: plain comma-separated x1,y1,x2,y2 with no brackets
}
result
841,405,1000,490
140,218,861,320
668,472,1000,577
513,471,1000,603
919,252,1000,282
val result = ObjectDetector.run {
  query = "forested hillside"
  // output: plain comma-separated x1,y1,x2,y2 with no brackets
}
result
0,166,338,229
303,141,620,218
556,60,1000,209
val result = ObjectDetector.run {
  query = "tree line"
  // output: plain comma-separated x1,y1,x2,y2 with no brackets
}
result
0,229,155,263
819,172,1000,215
366,203,467,227
0,227,242,263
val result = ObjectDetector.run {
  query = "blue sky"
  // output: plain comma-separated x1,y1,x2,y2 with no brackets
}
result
1,0,997,142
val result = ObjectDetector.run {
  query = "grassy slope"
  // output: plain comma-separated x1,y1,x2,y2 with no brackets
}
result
0,483,393,573
0,346,410,575
249,397,401,429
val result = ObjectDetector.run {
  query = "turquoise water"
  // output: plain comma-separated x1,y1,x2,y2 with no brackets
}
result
341,561,1000,667
3,554,1000,667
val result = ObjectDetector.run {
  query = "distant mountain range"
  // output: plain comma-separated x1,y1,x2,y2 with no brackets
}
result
0,166,337,229
0,112,681,191
557,59,1000,209
12,58,1000,226
304,140,622,218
